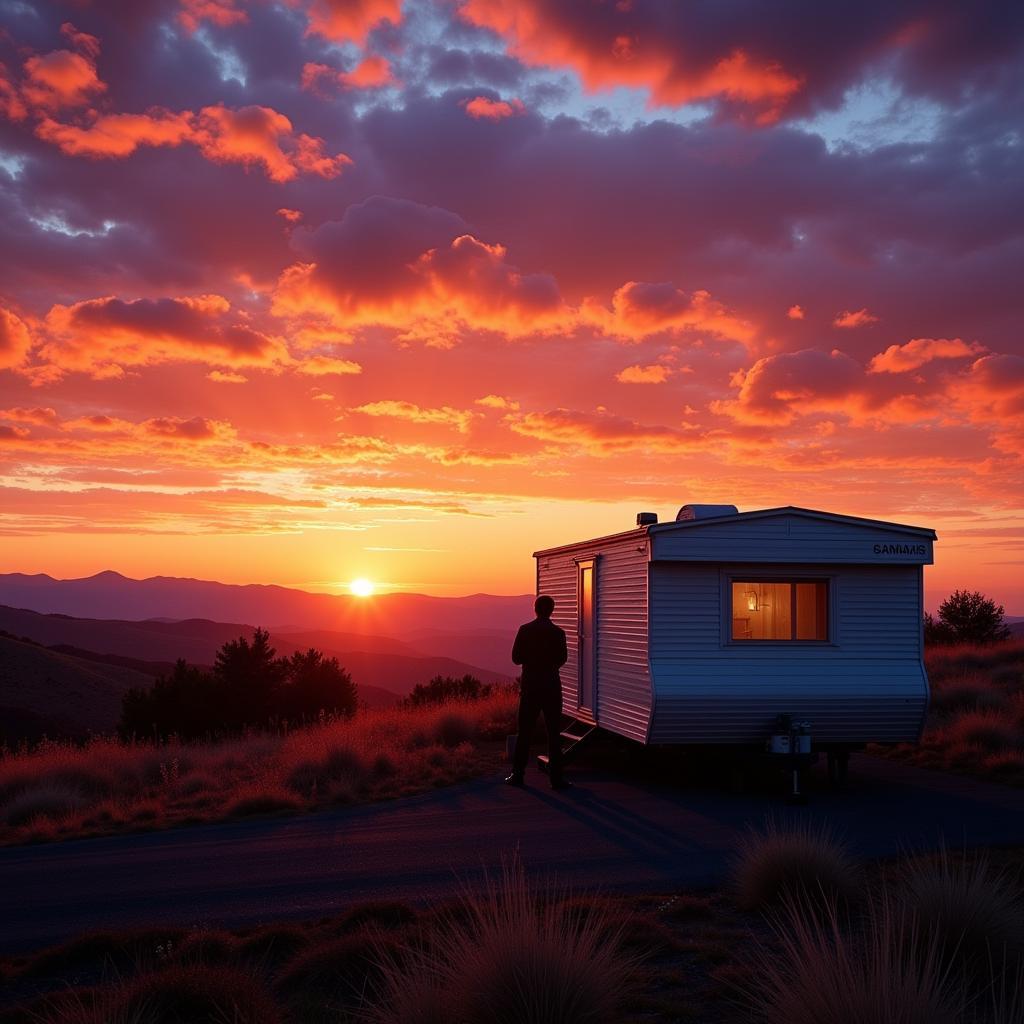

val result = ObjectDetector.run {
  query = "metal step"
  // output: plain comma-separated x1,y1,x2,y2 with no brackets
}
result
537,718,598,773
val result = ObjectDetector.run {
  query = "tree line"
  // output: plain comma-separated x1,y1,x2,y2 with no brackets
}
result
119,629,357,740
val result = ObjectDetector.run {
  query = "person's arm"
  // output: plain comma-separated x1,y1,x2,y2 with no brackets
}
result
511,625,526,665
557,626,568,667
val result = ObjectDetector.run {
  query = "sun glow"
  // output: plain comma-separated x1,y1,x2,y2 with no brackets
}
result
349,577,375,597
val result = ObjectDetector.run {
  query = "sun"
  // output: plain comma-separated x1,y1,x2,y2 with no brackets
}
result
349,578,375,597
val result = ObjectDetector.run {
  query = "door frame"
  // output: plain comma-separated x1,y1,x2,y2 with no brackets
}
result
575,557,597,720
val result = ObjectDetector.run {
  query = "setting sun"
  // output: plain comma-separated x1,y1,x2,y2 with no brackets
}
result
349,578,375,598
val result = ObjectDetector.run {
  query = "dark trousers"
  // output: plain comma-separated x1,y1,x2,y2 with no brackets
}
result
512,685,563,780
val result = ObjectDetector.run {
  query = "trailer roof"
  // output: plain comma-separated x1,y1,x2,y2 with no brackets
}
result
532,505,937,557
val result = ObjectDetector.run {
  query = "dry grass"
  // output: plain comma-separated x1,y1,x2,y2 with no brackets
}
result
6,848,1024,1024
875,641,1024,785
897,849,1024,981
0,691,517,845
731,818,862,913
368,861,640,1024
744,890,963,1024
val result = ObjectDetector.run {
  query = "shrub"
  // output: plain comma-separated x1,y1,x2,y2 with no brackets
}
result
404,675,493,708
4,782,87,826
732,819,862,913
942,710,1022,752
370,862,638,1024
930,678,1007,716
433,711,474,748
898,850,1024,980
745,891,961,1024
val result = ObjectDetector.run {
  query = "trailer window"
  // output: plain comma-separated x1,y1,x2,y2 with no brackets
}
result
731,581,828,641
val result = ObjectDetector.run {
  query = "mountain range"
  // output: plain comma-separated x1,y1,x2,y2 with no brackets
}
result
0,571,533,640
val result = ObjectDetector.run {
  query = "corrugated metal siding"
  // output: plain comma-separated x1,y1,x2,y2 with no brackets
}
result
652,514,933,564
535,534,651,742
648,562,927,744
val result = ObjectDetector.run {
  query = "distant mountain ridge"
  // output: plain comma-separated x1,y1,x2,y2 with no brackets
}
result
0,571,533,641
0,604,513,706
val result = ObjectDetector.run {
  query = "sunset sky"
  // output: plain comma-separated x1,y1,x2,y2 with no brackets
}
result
0,0,1022,609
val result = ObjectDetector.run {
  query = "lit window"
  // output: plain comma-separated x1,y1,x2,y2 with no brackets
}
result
731,581,828,641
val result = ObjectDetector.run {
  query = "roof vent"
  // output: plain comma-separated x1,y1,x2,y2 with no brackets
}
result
636,512,658,526
676,503,739,521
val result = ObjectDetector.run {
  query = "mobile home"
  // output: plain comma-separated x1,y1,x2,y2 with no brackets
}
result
534,505,936,751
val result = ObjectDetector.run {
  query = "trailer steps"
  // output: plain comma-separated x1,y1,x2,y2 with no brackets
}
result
537,718,598,773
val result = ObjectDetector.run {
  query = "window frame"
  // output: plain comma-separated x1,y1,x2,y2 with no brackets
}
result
724,573,835,646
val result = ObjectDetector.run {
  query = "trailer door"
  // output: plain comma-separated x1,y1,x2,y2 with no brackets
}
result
577,559,596,716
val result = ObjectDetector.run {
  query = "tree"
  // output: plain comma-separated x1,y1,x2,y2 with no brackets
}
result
404,674,492,708
930,589,1010,645
118,631,360,739
280,648,357,721
213,627,286,726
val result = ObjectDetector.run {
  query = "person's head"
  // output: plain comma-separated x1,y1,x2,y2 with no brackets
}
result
534,594,555,619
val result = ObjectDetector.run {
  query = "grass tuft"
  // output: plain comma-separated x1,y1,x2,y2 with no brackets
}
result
732,818,862,913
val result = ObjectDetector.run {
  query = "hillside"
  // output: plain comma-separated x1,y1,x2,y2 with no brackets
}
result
0,635,153,741
0,605,512,701
0,571,533,636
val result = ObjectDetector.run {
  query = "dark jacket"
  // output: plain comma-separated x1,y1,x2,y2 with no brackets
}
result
512,617,568,690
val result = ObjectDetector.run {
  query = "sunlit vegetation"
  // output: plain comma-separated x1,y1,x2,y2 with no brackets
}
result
0,691,517,846
875,640,1024,785
3,843,1023,1023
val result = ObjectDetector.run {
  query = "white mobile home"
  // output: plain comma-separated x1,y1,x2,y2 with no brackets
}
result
534,505,937,750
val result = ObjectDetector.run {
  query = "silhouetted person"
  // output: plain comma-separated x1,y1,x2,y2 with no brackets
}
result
506,594,570,790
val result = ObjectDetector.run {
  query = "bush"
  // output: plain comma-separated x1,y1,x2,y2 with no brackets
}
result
404,675,493,708
732,819,862,913
745,892,961,1024
433,711,474,747
4,782,87,826
369,862,638,1024
942,710,1022,753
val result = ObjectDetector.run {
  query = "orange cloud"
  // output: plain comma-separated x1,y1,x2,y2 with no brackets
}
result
303,0,402,42
508,408,695,455
868,337,986,374
42,294,288,377
463,95,525,120
194,104,352,182
0,407,59,425
143,416,236,442
274,230,566,338
475,394,520,411
207,370,248,383
589,281,754,343
353,400,477,433
833,307,879,328
951,354,1024,421
0,307,33,369
714,348,868,425
616,364,673,384
22,49,104,110
178,0,249,33
294,355,362,376
302,56,395,92
341,55,395,89
458,1,801,120
35,110,194,157
787,304,805,320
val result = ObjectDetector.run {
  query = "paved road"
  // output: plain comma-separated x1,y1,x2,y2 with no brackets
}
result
2,755,1024,953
